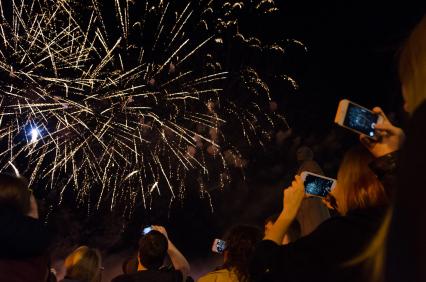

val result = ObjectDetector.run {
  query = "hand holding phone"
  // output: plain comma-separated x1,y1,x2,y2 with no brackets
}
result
211,239,226,254
334,99,383,139
359,107,405,157
301,171,336,198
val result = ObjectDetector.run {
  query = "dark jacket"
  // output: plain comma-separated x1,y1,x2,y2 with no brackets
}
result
250,207,386,282
369,150,399,198
0,208,52,282
0,255,50,282
0,208,51,259
386,101,426,282
111,269,183,282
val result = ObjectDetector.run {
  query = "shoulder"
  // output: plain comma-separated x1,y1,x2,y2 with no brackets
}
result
113,269,182,282
111,273,144,282
111,274,127,282
403,101,426,157
311,209,385,237
401,101,426,163
0,209,44,230
0,210,51,258
411,101,426,121
198,268,238,282
289,209,385,256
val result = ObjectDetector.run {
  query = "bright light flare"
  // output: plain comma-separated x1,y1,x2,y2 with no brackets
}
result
30,128,41,143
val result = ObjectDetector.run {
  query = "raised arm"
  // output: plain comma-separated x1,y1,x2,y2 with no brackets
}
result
264,175,305,244
152,225,190,279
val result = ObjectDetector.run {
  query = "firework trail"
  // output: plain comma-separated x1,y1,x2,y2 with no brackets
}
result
0,0,302,214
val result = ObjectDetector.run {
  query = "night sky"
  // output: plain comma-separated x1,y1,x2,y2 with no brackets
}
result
33,0,425,279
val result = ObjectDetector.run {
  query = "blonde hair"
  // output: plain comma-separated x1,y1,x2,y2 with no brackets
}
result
337,146,388,214
64,246,102,282
399,15,426,113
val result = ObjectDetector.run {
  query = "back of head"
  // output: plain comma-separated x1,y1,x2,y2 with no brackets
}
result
296,146,314,162
0,174,30,214
138,230,168,270
64,246,102,282
399,15,426,114
337,146,388,213
223,225,262,282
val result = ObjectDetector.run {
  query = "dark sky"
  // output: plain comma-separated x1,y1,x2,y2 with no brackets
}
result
280,1,424,114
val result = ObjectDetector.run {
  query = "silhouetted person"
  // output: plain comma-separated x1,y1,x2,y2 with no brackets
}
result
61,246,102,282
251,146,389,282
357,14,426,282
112,226,190,282
0,174,52,282
198,225,262,282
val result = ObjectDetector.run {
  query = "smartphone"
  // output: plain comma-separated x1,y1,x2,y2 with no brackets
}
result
300,171,336,198
334,99,383,139
211,239,226,254
141,226,153,235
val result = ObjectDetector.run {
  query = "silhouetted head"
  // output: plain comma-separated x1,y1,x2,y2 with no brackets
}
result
296,146,314,162
138,230,168,270
64,246,102,282
223,225,262,281
0,174,31,214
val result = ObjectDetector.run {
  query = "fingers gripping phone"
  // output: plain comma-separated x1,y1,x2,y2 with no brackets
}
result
211,239,226,254
334,99,383,139
301,171,336,198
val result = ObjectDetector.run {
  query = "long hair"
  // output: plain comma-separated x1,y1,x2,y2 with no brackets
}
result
399,15,426,114
337,146,388,214
222,225,262,282
64,246,102,282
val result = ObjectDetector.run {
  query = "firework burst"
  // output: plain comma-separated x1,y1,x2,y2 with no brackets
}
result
0,0,300,214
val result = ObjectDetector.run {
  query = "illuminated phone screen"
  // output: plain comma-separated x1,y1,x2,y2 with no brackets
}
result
142,226,152,235
343,103,378,137
304,174,334,197
216,240,226,253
